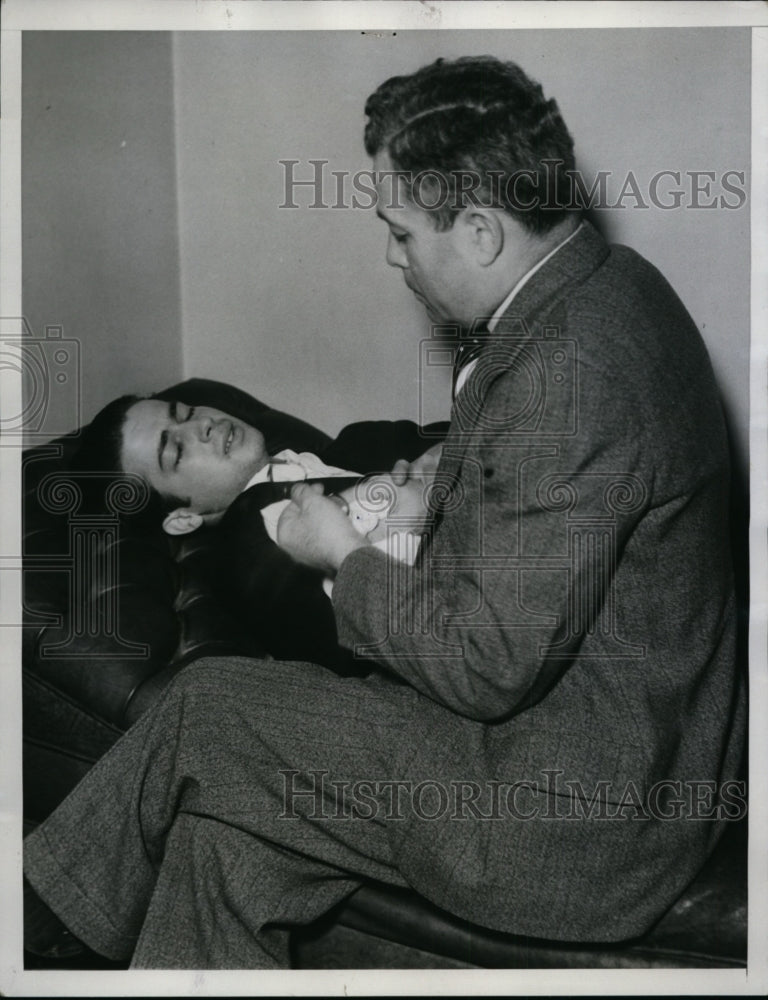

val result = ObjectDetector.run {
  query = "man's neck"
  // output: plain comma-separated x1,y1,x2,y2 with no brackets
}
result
486,215,582,328
532,213,580,257
507,214,581,285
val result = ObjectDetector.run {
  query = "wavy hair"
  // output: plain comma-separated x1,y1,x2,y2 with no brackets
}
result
364,56,577,233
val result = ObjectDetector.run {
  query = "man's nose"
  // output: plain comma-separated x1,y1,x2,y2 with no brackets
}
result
185,415,214,443
386,232,407,269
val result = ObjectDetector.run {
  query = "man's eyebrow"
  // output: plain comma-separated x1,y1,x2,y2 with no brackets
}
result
376,206,406,232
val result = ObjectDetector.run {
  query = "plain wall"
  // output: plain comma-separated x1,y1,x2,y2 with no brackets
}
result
22,32,183,441
172,28,750,467
21,29,750,472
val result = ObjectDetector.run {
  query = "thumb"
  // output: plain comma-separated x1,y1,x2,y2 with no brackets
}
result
289,481,324,505
390,458,411,486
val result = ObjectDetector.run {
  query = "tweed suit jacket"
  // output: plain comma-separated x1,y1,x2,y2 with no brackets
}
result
332,221,746,941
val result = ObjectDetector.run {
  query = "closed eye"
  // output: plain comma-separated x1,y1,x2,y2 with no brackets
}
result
170,400,196,423
170,400,195,424
165,400,194,470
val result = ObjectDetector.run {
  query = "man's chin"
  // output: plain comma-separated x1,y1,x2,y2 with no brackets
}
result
413,296,450,325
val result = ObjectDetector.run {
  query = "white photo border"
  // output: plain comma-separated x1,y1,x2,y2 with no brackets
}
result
1,2,766,996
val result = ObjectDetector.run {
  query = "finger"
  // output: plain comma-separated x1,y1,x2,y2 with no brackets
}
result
390,458,411,486
289,481,309,503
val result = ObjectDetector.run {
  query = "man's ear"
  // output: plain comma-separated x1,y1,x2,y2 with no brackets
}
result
460,208,504,266
162,507,226,535
162,508,205,536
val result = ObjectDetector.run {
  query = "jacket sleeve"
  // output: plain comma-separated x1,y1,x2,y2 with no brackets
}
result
332,369,649,721
321,419,448,474
218,491,364,674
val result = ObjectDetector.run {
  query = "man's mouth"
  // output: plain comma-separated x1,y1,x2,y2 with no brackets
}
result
224,424,236,455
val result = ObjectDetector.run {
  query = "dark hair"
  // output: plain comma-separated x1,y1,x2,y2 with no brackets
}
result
71,393,188,520
71,394,142,477
364,55,577,233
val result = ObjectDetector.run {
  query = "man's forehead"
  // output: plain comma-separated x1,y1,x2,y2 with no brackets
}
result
121,399,165,478
373,156,408,209
126,398,169,434
122,399,162,454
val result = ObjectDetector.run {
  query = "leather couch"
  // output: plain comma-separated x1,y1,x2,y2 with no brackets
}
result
22,378,748,970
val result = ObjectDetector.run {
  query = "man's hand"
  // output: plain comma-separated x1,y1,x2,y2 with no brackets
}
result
360,443,442,540
390,443,443,486
277,482,370,576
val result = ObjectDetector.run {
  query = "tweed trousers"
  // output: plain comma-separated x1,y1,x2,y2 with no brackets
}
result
24,656,419,969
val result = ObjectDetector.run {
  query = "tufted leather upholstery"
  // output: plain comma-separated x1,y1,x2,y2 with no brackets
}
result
22,379,747,969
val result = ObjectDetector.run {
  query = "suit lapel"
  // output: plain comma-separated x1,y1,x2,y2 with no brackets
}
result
434,221,609,486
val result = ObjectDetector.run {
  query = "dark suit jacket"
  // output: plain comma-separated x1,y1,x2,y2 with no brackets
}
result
332,221,747,940
218,418,447,673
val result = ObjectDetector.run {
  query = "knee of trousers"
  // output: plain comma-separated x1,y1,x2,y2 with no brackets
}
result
157,656,332,725
165,655,276,698
169,654,359,702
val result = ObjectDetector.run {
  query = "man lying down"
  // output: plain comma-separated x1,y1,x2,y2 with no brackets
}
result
72,391,444,669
